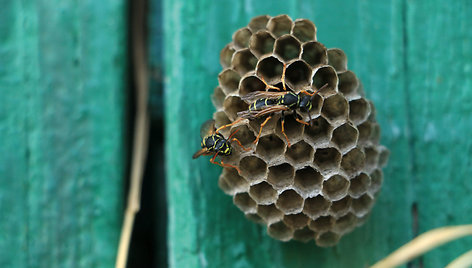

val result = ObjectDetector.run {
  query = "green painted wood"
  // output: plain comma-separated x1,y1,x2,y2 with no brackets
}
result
405,1,472,266
0,0,127,267
164,0,427,267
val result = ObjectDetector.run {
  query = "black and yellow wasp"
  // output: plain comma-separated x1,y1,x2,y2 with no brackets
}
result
216,64,328,147
193,119,249,173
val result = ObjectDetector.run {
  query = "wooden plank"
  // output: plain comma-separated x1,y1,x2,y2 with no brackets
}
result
164,0,414,267
405,1,472,266
0,0,127,266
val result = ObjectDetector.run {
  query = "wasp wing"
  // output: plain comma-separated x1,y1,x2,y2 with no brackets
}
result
241,91,288,103
192,148,213,159
200,119,216,138
237,105,289,119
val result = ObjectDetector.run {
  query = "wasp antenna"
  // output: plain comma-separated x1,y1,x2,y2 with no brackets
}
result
317,83,329,92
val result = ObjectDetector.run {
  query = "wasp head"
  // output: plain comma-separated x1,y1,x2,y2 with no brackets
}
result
299,94,313,113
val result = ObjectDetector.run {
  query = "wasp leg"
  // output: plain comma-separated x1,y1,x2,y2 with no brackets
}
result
299,89,316,96
254,116,272,144
231,138,251,151
220,160,241,174
281,112,292,147
281,63,287,91
295,116,310,126
210,153,241,174
260,76,281,91
300,83,329,96
227,128,251,151
215,117,244,134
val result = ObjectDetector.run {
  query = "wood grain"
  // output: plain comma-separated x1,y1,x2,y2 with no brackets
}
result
0,0,127,266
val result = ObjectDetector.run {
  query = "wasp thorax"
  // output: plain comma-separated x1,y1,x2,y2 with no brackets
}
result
212,15,388,247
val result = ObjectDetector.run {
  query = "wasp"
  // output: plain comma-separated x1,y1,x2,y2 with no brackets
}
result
216,64,328,147
193,119,250,173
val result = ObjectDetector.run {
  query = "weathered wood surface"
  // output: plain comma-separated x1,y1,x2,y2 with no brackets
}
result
0,0,127,267
164,0,472,267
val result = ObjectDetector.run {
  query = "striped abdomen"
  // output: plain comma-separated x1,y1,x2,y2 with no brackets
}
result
249,98,277,111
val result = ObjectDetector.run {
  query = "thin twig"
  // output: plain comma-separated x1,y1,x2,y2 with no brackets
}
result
371,225,472,268
115,0,149,267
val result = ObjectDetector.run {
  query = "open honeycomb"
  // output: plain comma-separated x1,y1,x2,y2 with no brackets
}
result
211,15,389,247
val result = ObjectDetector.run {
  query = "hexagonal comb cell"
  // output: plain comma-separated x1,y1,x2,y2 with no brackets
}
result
249,116,279,138
257,204,284,224
223,96,249,121
357,121,373,144
248,15,270,32
267,15,293,37
274,35,301,62
230,124,255,148
341,148,365,175
245,213,265,224
268,221,293,241
369,169,383,194
233,27,252,49
239,75,265,97
316,232,340,247
293,227,316,242
267,163,294,188
371,123,381,144
308,94,323,118
363,147,378,173
283,213,309,229
275,115,304,143
285,60,311,90
338,71,359,97
233,192,257,213
232,49,258,76
303,195,331,219
256,134,286,162
332,123,358,152
367,100,376,121
349,173,371,198
312,66,338,94
212,87,225,109
256,56,284,84
308,215,334,232
321,94,349,123
214,111,231,132
301,42,327,67
322,175,350,201
218,69,241,94
285,141,314,164
249,181,277,205
314,147,341,172
239,156,267,181
304,116,332,144
352,194,373,217
329,197,352,216
349,98,371,125
333,213,357,234
292,19,316,42
218,168,249,195
220,45,235,69
327,48,347,72
249,31,275,58
276,189,304,214
294,166,322,195
378,146,390,168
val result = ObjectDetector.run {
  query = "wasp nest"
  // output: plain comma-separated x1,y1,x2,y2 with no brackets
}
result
212,15,389,247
